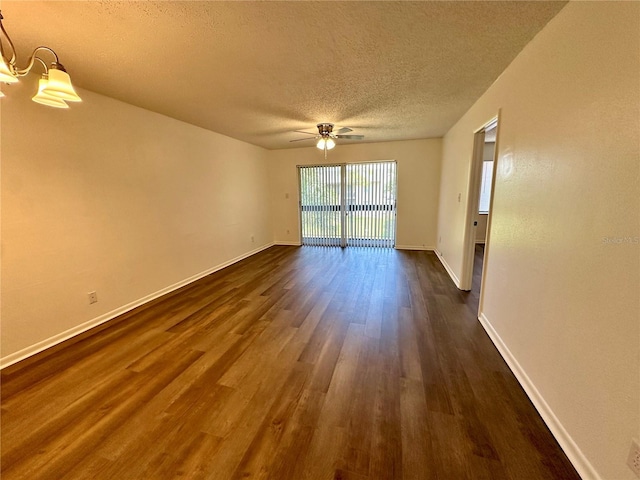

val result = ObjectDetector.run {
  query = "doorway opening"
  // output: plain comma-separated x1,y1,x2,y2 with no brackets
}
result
298,161,397,248
460,117,499,298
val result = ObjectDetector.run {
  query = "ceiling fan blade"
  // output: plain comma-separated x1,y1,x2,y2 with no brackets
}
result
334,127,353,135
290,137,316,143
335,135,364,140
293,130,317,135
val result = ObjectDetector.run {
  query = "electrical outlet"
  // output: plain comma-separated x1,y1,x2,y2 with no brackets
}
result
250,235,255,243
628,439,640,477
88,291,98,304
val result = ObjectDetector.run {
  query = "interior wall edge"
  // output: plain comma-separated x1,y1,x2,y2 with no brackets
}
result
478,312,602,480
0,242,275,370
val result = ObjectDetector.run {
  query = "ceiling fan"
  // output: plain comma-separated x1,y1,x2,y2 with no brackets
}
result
290,123,364,153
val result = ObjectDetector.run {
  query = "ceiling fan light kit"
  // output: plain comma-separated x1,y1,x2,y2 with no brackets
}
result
316,137,335,150
0,10,81,108
292,123,364,158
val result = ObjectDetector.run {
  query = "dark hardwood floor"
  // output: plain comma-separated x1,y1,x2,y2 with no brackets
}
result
1,246,580,480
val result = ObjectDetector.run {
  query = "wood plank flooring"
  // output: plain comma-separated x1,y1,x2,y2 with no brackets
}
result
1,246,580,480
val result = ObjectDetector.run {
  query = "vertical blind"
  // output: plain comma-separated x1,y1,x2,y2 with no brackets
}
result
299,165,343,246
345,162,397,248
299,161,397,248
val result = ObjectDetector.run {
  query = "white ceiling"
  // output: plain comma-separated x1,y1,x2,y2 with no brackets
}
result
3,1,566,150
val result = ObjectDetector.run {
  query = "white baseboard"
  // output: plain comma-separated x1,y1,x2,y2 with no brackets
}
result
434,249,462,288
277,243,432,250
478,312,601,480
394,245,435,251
0,242,275,370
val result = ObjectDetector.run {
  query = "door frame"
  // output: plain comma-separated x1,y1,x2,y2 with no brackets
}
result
459,113,500,292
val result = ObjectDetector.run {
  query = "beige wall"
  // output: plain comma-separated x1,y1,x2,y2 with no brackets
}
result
437,2,639,479
1,83,272,364
268,139,442,249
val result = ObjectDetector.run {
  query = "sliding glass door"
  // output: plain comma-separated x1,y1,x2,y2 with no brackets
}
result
298,161,397,248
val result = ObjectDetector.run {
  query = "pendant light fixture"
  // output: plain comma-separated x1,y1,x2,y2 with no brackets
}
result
32,65,69,108
0,10,81,108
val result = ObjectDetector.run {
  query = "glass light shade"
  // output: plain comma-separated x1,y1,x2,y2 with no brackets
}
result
41,67,81,102
317,137,336,150
32,77,69,109
0,57,18,84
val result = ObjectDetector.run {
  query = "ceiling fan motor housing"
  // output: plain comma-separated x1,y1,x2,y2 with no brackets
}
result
317,123,334,136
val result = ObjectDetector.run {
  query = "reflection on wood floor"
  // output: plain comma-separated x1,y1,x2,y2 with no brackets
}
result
1,245,579,479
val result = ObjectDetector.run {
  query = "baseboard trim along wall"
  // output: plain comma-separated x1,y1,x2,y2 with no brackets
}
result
478,312,601,480
434,249,462,288
394,245,435,251
0,242,276,370
274,243,434,250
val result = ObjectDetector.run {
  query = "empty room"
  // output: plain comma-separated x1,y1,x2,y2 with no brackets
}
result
1,2,638,479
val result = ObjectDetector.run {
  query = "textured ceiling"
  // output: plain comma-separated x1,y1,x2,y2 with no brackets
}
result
2,1,566,150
